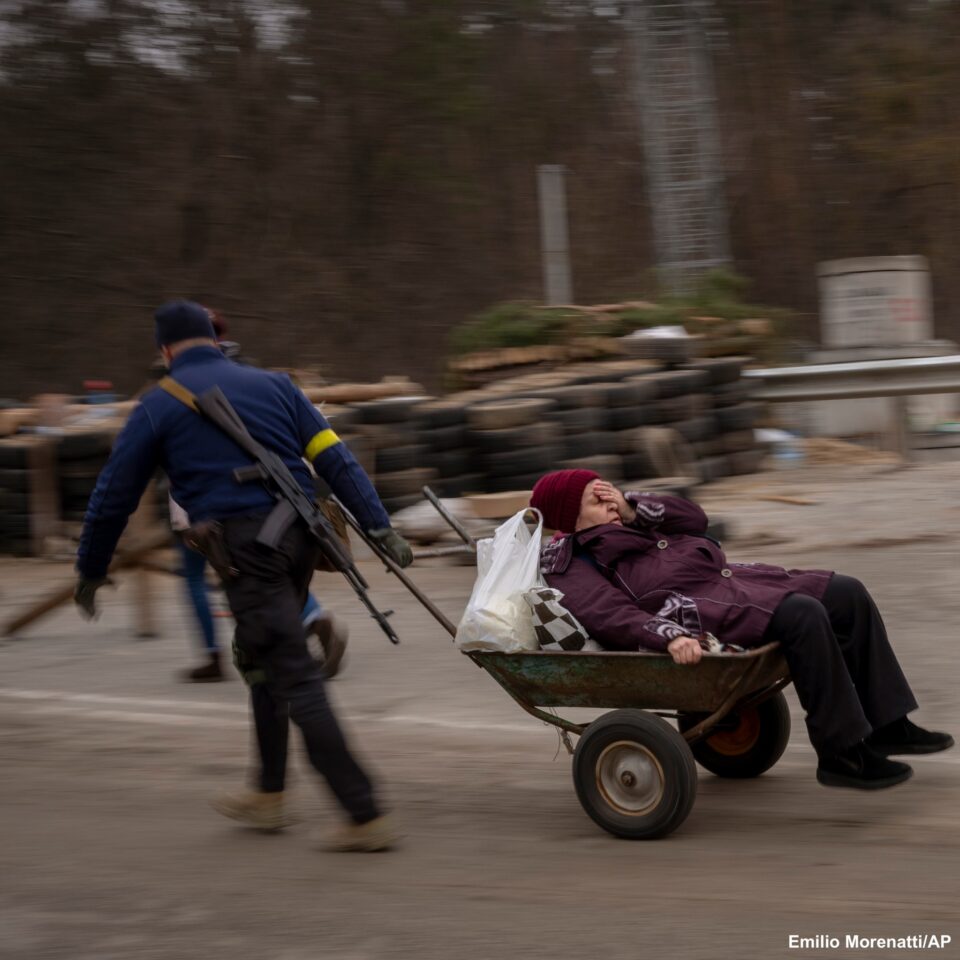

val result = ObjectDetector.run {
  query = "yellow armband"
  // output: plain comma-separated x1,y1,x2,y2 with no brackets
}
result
305,428,341,461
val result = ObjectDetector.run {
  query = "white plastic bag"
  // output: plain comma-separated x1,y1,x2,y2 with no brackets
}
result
455,508,545,652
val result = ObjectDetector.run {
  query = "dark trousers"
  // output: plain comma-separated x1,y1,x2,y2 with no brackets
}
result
763,573,918,753
221,516,379,824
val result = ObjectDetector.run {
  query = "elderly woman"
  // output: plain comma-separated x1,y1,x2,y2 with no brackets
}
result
529,469,952,792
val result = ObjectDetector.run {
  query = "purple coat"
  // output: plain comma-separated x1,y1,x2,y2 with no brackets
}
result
540,492,832,652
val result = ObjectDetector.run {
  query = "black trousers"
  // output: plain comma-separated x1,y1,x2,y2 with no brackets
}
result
763,573,918,753
222,516,379,824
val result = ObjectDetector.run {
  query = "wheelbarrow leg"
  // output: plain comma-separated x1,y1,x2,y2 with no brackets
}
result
680,660,790,744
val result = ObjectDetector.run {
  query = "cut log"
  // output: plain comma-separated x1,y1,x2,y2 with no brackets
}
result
301,379,425,404
463,491,533,520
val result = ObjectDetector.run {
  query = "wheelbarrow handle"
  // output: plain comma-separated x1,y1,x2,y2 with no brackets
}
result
330,496,459,640
421,485,477,548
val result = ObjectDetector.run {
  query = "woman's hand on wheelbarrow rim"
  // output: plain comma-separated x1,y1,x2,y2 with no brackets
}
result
667,635,703,665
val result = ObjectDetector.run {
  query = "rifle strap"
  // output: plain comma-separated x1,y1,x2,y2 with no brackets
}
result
158,378,393,641
157,375,339,560
158,375,296,549
158,376,200,411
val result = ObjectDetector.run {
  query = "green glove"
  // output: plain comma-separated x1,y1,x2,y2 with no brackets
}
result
368,527,413,569
74,576,113,620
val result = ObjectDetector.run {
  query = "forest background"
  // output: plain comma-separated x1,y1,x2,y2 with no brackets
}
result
1,0,958,397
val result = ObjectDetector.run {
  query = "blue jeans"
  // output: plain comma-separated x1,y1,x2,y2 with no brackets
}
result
301,592,323,626
179,539,217,654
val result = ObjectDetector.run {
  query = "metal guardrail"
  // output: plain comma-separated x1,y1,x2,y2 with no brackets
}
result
743,355,960,403
742,353,960,461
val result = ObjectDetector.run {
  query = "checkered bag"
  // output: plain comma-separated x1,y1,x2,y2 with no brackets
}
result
523,587,599,652
699,633,745,654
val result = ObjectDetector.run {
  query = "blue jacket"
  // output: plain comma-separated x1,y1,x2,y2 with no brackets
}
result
77,346,391,579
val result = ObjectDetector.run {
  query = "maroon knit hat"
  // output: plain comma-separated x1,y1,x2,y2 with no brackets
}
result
530,469,600,533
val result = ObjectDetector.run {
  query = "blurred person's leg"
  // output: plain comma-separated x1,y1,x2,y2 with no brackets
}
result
302,591,348,679
178,539,222,682
301,592,323,625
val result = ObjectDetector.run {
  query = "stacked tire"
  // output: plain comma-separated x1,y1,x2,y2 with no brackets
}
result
351,398,436,515
57,431,113,524
514,381,625,481
684,358,766,481
465,398,559,493
0,438,33,555
593,372,700,482
617,333,700,366
413,400,482,498
333,355,769,503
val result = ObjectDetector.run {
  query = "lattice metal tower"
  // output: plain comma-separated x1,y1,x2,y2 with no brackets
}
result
626,0,729,295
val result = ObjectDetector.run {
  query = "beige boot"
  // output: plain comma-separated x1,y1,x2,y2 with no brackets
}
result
323,814,400,852
210,790,298,831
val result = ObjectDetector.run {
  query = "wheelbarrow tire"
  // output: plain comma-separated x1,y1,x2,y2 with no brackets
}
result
572,709,697,840
679,691,791,779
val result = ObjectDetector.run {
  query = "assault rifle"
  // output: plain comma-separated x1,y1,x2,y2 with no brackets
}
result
191,385,399,645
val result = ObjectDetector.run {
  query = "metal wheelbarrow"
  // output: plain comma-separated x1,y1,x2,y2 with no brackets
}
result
469,644,790,840
342,492,793,841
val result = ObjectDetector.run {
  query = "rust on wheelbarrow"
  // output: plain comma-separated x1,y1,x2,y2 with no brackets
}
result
467,643,790,739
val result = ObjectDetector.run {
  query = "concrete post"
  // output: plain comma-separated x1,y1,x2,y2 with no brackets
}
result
537,164,573,306
890,396,911,465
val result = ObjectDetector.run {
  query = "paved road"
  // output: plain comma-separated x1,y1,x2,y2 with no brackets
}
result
1,462,958,960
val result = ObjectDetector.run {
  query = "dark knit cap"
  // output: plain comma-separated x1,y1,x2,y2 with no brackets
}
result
530,469,599,534
154,300,216,347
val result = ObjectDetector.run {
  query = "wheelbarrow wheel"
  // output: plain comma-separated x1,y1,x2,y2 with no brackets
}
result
572,709,697,840
679,691,791,779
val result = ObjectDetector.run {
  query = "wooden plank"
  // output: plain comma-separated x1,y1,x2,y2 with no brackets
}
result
464,491,533,520
128,484,160,638
0,408,38,437
2,528,172,637
301,379,425,404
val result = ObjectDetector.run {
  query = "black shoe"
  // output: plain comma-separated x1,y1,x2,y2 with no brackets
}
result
816,741,913,790
866,717,954,756
181,653,224,683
